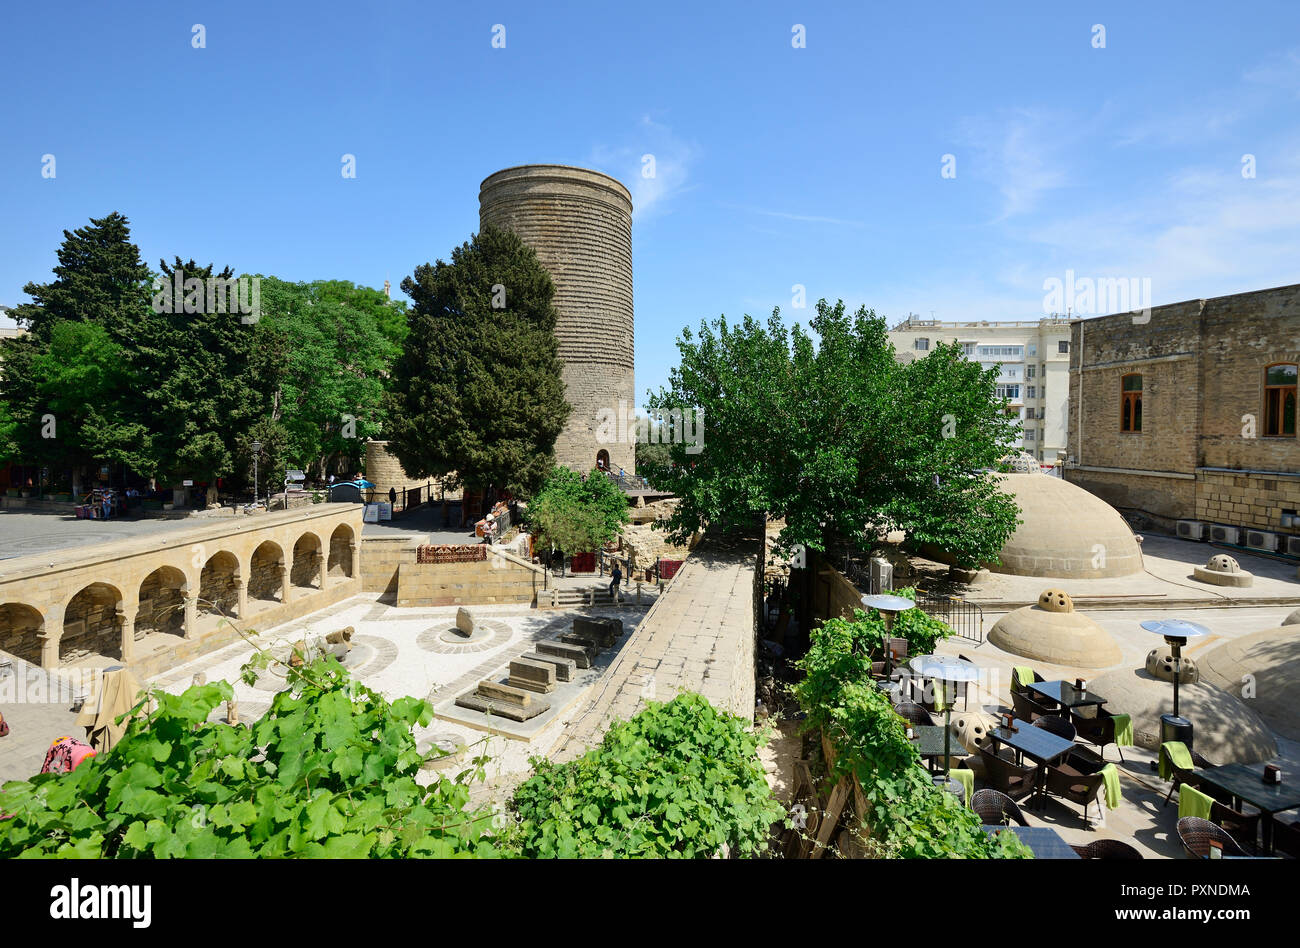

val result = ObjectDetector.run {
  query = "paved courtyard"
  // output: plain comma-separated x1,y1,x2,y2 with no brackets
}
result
0,509,202,561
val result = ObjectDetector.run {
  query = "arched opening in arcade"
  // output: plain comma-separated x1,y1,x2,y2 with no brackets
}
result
198,550,241,632
61,583,124,664
291,533,322,592
596,449,610,472
0,602,44,666
248,541,285,609
328,524,354,579
136,566,189,647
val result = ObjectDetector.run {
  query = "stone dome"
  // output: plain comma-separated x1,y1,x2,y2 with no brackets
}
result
988,474,1144,578
1088,667,1276,763
988,591,1123,669
1199,628,1300,742
1144,645,1199,683
1284,608,1300,626
1192,553,1253,587
1002,451,1042,474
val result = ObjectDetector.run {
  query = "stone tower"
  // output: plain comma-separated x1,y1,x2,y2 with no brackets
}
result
478,164,635,474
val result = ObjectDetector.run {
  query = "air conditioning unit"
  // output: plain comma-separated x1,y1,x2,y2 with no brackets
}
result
1244,530,1279,552
1208,524,1241,544
1176,520,1206,541
1286,536,1300,558
869,558,894,596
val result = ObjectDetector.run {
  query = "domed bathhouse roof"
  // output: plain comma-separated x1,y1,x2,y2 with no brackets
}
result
1192,553,1253,587
1198,628,1300,742
988,474,1144,578
1087,667,1277,764
1001,451,1042,474
987,589,1124,669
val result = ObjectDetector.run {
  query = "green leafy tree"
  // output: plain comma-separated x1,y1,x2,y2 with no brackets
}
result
526,466,630,571
385,225,570,497
641,300,1022,568
250,278,397,483
312,279,409,349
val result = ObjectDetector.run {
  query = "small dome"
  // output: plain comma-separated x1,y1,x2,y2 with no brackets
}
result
1206,554,1240,573
1002,451,1042,474
1038,588,1074,613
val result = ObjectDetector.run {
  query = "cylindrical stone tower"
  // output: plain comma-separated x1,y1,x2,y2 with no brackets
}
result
479,164,635,475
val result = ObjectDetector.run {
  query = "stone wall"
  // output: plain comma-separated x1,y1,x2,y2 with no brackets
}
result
137,572,185,637
61,587,121,662
0,604,43,665
548,536,758,763
363,441,457,506
290,540,320,589
479,165,636,475
248,547,284,602
1066,283,1300,535
359,537,419,598
395,552,543,606
199,557,240,617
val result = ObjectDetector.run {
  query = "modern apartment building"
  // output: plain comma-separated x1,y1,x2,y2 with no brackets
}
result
888,316,1072,466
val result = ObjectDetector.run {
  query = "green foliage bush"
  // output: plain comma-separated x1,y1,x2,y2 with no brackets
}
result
506,693,784,858
0,657,500,858
839,586,954,659
795,617,1031,859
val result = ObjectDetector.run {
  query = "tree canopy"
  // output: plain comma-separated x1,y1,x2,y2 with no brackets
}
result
384,225,570,496
639,300,1022,568
526,465,630,558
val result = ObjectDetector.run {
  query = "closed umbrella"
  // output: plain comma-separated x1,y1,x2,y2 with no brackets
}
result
75,667,146,752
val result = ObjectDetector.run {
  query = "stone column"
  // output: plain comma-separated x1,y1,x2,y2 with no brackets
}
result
40,605,63,670
350,541,360,582
119,610,136,662
317,550,329,591
183,596,197,639
236,579,248,619
281,564,293,606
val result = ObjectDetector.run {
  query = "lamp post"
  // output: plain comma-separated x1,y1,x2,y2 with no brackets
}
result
860,593,916,676
1140,618,1208,753
909,654,979,779
251,441,262,508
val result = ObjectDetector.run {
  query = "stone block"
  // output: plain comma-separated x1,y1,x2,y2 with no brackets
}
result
508,657,557,694
561,631,603,654
454,691,549,721
476,680,531,707
455,607,476,635
573,615,621,646
520,651,578,681
537,638,592,668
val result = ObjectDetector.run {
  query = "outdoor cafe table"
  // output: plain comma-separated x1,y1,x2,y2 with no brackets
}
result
989,718,1076,809
1195,762,1300,856
1029,680,1108,712
909,725,955,772
981,825,1080,859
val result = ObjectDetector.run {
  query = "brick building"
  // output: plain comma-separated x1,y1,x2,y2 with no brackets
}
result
1064,283,1300,554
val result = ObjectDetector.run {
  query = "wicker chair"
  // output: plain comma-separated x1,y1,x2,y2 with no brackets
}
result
894,702,936,727
970,788,1030,827
1208,799,1261,851
978,744,1039,803
1032,715,1077,742
1045,758,1109,825
1177,817,1248,859
1161,747,1217,806
1070,839,1143,859
1011,690,1057,723
1010,668,1045,695
1070,707,1127,762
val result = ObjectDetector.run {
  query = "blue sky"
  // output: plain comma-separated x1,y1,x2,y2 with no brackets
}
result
2,2,1298,402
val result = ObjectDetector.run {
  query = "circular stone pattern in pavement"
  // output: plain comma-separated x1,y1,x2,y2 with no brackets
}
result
417,618,511,655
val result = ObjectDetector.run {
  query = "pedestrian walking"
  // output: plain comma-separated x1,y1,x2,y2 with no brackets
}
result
609,561,623,600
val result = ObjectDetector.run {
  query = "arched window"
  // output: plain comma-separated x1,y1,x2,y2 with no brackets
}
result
1121,374,1142,432
1264,363,1297,437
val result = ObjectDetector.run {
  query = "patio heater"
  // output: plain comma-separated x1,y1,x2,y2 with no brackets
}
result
860,593,916,673
250,441,262,508
909,654,980,779
1140,618,1207,753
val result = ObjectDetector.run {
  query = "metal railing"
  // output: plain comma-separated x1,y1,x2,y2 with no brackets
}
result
840,553,985,644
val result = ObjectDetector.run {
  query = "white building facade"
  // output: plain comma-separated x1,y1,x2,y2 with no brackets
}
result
887,316,1072,468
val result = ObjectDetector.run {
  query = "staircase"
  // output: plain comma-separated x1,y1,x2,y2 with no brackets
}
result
539,583,658,609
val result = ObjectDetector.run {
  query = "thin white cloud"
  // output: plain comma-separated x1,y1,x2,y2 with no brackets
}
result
718,202,865,227
1245,46,1300,97
589,116,698,220
956,108,1076,221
